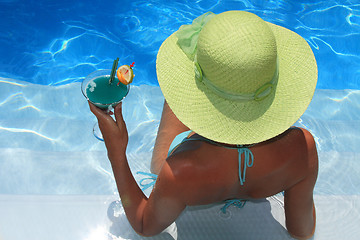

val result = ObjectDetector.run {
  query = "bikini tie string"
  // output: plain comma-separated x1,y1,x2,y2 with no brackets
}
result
237,147,254,185
136,171,158,191
220,199,247,214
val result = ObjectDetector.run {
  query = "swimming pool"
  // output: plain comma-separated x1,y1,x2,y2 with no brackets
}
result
0,0,359,239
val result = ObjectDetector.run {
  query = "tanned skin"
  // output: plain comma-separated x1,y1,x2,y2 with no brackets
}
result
89,100,318,239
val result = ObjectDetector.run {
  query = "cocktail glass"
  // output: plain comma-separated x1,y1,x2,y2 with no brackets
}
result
81,69,130,141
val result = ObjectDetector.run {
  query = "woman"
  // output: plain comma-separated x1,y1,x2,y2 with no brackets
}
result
89,11,318,239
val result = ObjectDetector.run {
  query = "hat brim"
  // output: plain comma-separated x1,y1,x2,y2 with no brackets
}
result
156,22,317,144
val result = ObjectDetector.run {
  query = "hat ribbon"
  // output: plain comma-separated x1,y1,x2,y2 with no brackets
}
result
195,60,279,102
176,12,216,61
176,11,278,102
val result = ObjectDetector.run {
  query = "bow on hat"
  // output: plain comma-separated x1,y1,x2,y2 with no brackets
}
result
176,12,215,61
175,12,278,102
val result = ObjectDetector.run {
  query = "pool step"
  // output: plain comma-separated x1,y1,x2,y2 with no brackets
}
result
0,194,359,240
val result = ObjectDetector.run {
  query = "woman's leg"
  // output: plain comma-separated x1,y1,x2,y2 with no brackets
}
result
151,101,190,174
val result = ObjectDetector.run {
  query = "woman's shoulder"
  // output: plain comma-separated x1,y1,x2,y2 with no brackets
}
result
290,126,314,138
287,127,317,156
250,127,318,175
296,127,318,171
271,127,316,147
271,127,318,176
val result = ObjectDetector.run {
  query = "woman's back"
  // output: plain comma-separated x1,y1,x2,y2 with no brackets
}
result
164,127,317,205
147,102,318,239
154,126,318,239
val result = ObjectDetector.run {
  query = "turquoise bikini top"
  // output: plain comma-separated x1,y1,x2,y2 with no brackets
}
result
167,130,255,186
137,130,255,213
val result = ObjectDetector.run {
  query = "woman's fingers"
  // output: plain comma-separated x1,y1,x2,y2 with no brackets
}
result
88,102,112,121
88,101,103,118
88,101,127,139
114,103,126,130
88,101,128,153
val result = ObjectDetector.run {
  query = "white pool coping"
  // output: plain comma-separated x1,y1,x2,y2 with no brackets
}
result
0,194,359,240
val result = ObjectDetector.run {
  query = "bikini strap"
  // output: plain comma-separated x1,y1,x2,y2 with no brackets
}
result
167,130,193,157
182,134,255,186
136,171,158,191
237,147,254,185
220,199,247,214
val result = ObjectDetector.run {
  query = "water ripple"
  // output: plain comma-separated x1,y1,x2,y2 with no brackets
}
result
0,126,56,142
0,0,359,88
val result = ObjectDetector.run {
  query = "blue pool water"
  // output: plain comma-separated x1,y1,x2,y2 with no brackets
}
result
0,1,360,240
1,0,360,88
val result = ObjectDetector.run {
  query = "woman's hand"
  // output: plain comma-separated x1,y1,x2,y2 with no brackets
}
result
89,101,186,237
88,102,128,157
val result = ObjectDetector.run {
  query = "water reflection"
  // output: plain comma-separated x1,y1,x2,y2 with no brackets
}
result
0,1,359,88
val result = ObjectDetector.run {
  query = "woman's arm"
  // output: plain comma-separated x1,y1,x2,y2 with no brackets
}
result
284,129,318,239
151,101,190,174
89,102,186,236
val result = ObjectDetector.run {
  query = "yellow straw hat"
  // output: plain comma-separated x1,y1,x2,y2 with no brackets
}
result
156,11,317,144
